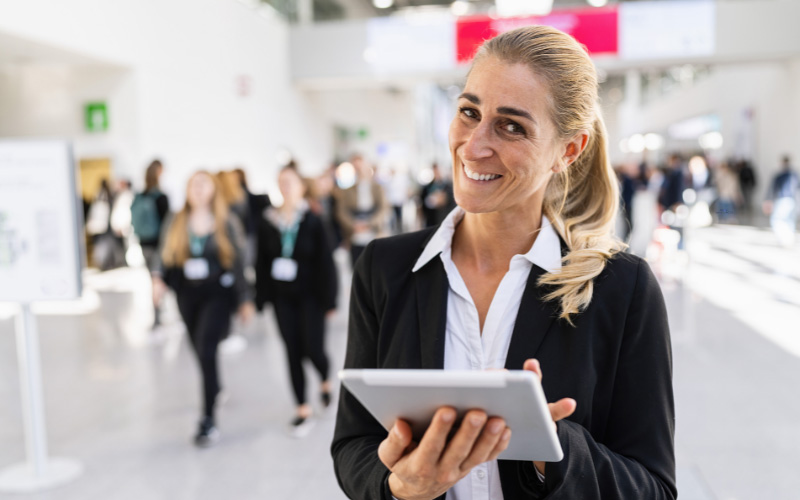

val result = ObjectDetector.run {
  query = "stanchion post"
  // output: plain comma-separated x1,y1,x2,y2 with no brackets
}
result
15,303,49,479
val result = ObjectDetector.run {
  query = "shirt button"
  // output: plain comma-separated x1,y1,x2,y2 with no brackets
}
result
476,470,486,480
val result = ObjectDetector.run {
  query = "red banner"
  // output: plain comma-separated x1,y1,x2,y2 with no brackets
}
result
456,6,618,64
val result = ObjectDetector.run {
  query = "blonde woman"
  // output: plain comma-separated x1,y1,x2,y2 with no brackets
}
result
332,26,675,499
154,171,254,447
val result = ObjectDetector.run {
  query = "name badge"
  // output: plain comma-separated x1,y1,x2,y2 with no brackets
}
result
184,258,210,280
271,257,298,282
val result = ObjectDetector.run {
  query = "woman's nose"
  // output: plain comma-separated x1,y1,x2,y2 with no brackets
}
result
461,123,493,161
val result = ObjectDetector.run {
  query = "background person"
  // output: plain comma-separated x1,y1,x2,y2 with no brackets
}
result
764,155,800,247
332,26,675,500
153,171,254,447
419,162,455,228
255,166,338,437
334,154,389,266
133,160,170,329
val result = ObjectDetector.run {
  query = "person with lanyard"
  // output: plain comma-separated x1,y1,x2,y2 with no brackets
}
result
332,26,675,499
255,166,338,437
152,170,254,447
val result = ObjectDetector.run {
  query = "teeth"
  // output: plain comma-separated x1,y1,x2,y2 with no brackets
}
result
464,164,500,181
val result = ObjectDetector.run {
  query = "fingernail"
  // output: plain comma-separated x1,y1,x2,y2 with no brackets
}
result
393,425,402,438
470,414,484,427
502,429,511,441
489,420,504,434
441,410,454,423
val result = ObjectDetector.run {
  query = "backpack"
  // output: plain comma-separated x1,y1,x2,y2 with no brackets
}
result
131,191,161,241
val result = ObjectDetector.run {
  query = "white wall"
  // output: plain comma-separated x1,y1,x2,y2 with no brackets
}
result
305,87,418,172
0,0,326,205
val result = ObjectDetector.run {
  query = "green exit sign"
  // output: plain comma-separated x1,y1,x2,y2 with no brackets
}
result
85,102,108,132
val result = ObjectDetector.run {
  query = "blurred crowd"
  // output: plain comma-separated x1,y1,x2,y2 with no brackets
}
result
615,152,799,256
76,151,797,445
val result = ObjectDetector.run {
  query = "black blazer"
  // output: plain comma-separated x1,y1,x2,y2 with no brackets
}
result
331,228,676,499
254,210,338,312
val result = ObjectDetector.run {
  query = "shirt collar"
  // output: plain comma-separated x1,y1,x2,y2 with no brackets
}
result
412,206,562,274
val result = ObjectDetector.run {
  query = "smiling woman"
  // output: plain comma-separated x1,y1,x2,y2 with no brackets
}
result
332,25,675,500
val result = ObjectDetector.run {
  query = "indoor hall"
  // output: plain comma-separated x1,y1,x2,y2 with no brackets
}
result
2,0,800,499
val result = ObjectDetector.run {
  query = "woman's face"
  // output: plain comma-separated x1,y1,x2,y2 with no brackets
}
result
187,173,216,210
278,169,305,205
449,56,564,215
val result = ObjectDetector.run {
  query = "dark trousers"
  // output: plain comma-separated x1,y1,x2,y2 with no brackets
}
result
141,245,161,326
274,296,330,406
177,285,233,419
392,205,403,233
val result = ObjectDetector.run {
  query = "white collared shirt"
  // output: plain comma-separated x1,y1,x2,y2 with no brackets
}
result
411,207,562,500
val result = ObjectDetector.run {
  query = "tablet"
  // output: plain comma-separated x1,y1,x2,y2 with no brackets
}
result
339,369,563,462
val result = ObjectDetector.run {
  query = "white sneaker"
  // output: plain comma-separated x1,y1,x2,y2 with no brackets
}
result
289,416,315,438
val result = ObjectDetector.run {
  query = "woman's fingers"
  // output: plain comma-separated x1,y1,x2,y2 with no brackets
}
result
457,417,507,472
523,359,543,381
549,398,577,423
415,407,457,466
378,419,413,469
485,427,512,462
438,410,487,475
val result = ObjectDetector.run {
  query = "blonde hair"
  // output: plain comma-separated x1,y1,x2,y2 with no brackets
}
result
216,170,246,205
161,170,236,269
476,26,625,324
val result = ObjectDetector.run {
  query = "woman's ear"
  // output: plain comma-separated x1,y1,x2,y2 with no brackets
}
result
557,130,590,171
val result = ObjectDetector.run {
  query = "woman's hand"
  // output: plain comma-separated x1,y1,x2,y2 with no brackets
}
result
152,276,166,306
523,358,576,476
378,407,511,500
238,301,256,325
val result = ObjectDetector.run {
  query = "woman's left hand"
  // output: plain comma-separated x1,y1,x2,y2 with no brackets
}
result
238,301,256,325
523,358,576,477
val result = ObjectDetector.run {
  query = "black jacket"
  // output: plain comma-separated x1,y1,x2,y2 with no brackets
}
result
331,228,676,499
159,216,251,309
254,209,338,311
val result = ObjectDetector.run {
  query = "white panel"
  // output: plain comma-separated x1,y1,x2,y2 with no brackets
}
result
366,15,456,74
620,1,716,60
0,140,82,302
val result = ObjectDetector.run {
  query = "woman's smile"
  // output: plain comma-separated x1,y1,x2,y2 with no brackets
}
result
462,163,503,182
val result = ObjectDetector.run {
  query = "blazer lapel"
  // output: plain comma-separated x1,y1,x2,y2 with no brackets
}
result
504,265,562,371
415,258,448,369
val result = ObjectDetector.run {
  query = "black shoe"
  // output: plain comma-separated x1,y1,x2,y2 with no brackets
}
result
289,415,315,438
194,417,220,448
321,391,332,409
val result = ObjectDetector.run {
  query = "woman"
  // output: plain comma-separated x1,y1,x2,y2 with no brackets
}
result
255,166,338,437
136,160,170,329
332,26,676,499
153,171,254,447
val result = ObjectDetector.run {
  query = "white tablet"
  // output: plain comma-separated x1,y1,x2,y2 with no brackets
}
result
339,369,563,462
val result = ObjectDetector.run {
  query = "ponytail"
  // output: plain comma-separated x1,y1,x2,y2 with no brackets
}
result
539,113,625,324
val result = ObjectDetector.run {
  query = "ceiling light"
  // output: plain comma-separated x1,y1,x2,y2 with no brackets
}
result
495,0,552,17
373,0,394,9
587,0,608,7
450,0,470,16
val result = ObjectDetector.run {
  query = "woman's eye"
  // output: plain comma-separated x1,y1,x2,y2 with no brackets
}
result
460,107,478,120
502,122,525,135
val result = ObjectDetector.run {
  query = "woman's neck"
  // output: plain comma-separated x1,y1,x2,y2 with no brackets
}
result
452,205,544,274
280,198,299,217
188,206,214,235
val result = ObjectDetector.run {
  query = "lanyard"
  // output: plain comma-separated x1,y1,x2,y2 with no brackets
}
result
189,232,209,257
280,220,300,258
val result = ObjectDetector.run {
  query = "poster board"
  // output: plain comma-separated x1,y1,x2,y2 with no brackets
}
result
0,140,83,302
